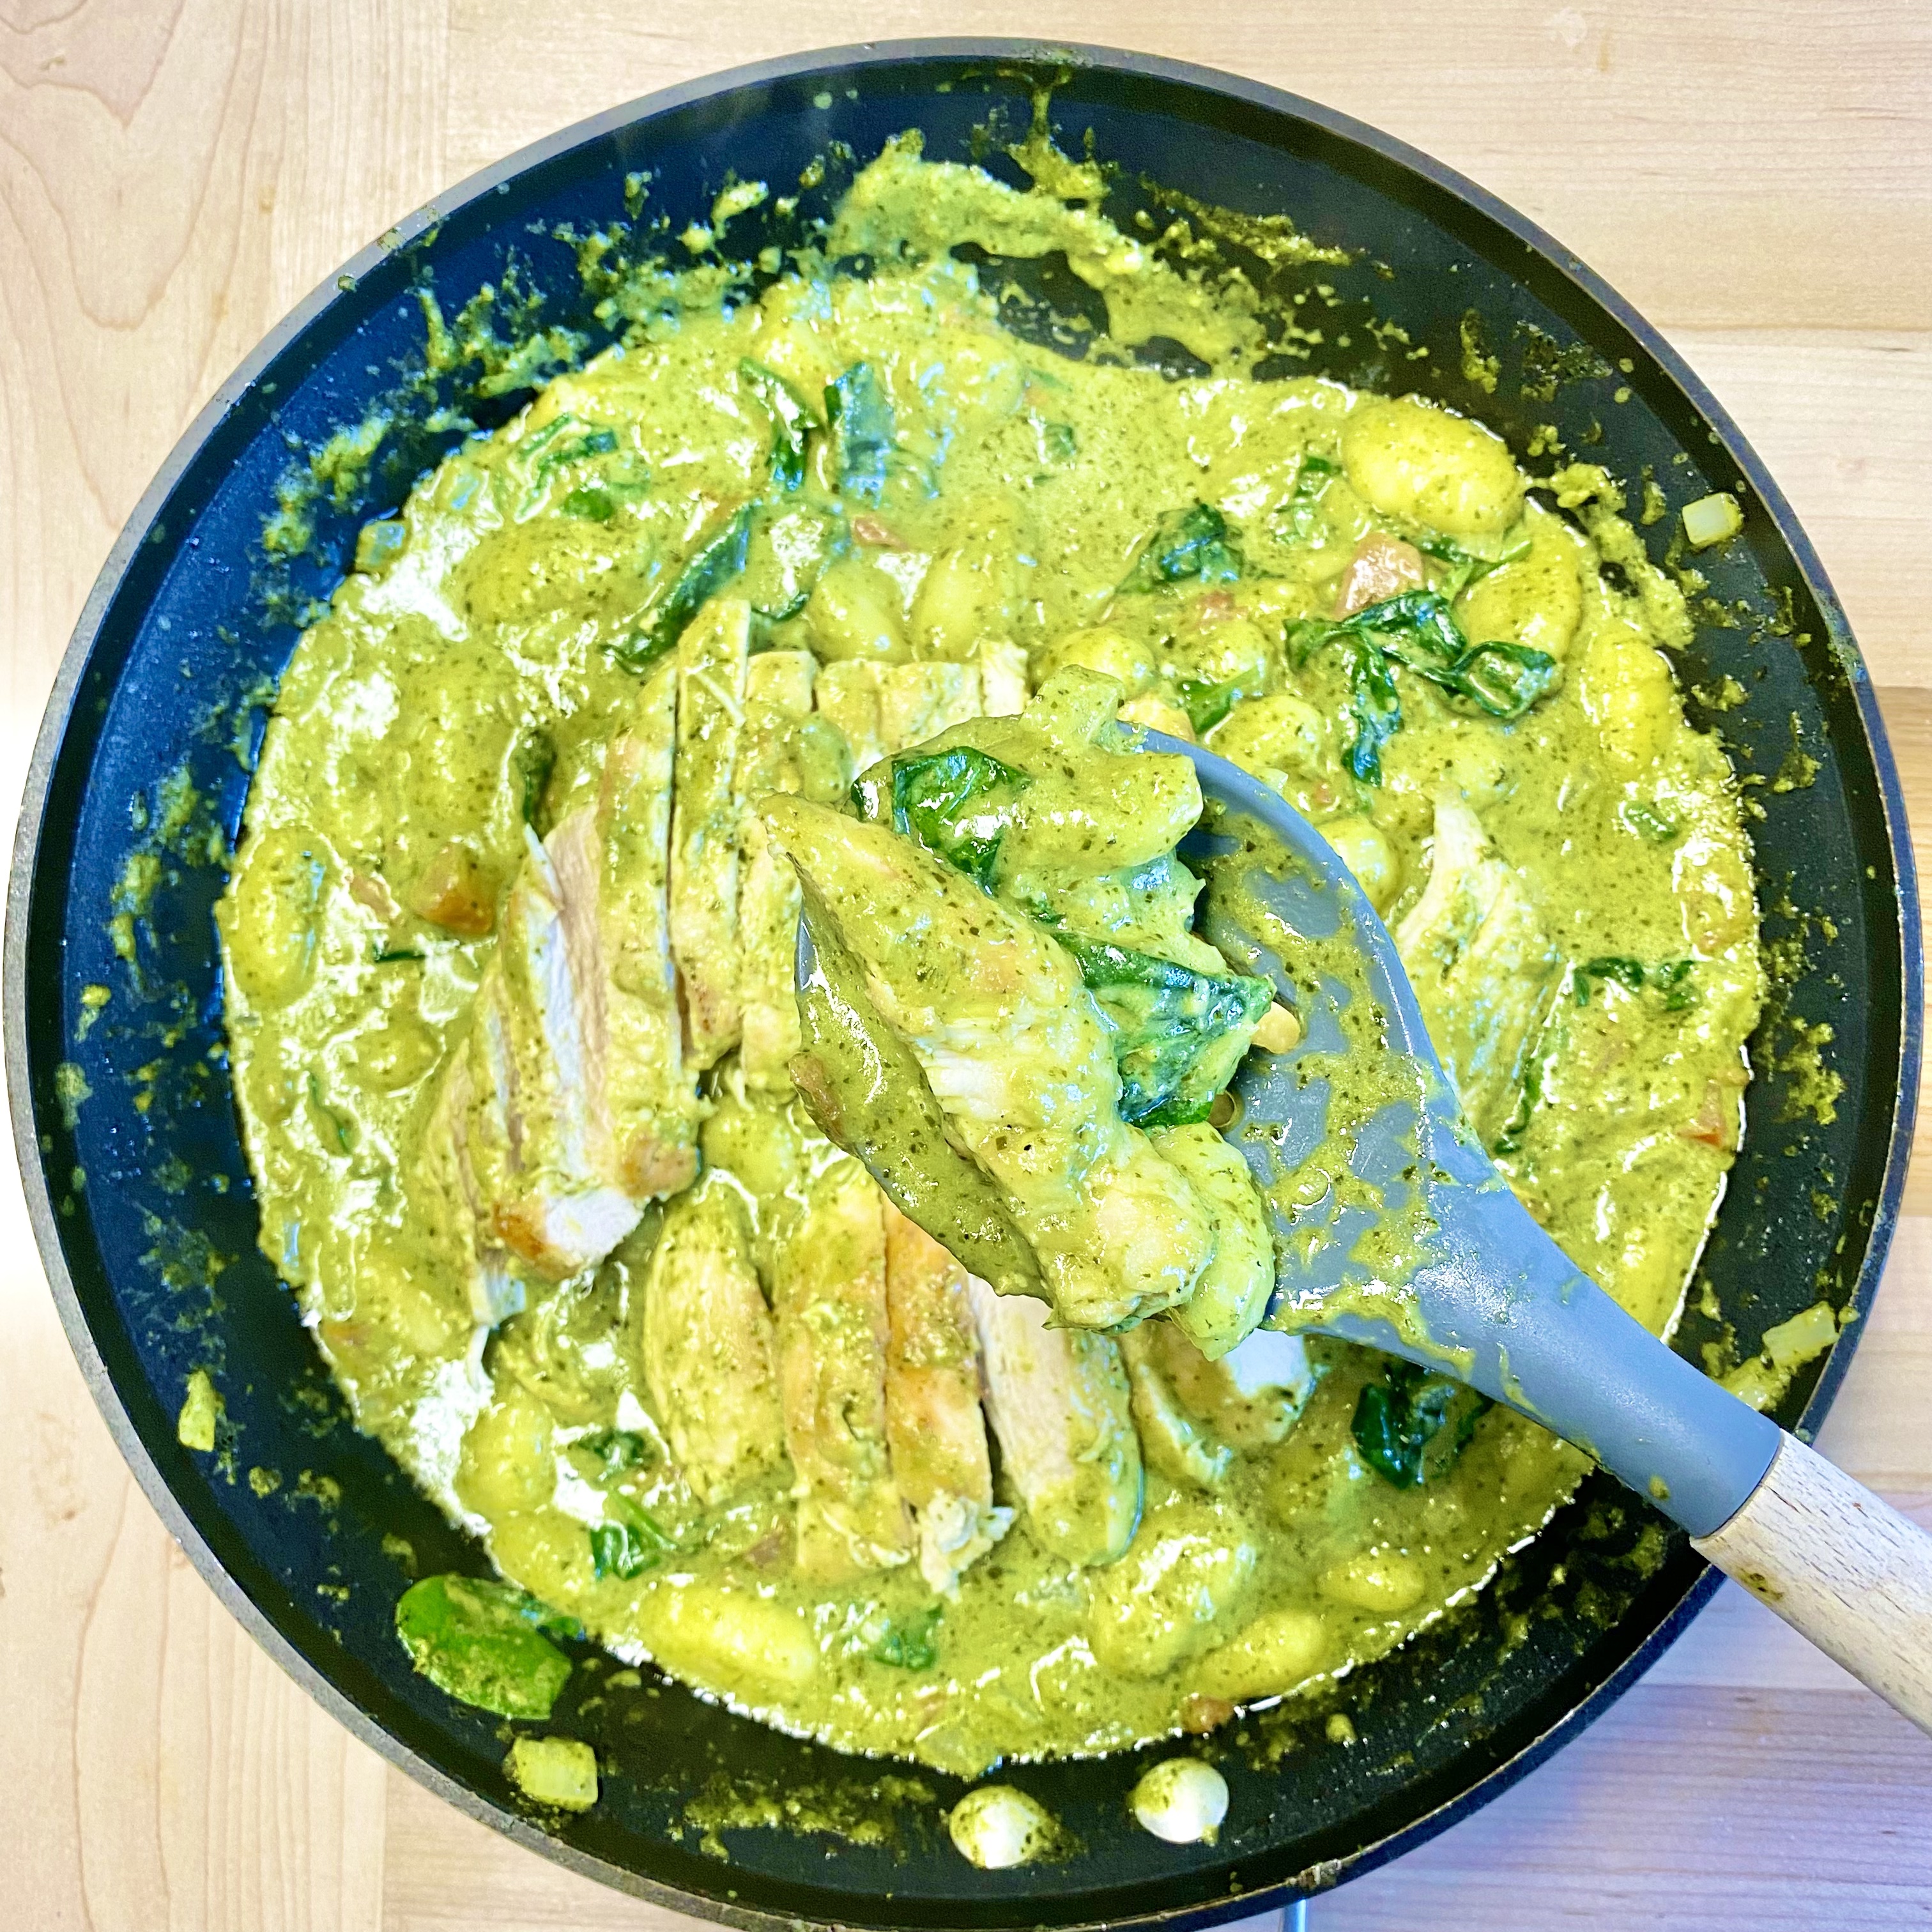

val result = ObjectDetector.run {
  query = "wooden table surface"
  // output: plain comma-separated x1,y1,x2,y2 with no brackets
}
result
2,4,1927,1927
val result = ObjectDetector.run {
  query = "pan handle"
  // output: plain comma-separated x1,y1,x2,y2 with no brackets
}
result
1694,1433,1932,1736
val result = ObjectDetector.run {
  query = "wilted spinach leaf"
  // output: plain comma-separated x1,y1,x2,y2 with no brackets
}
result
1620,799,1680,842
1351,1359,1489,1489
1291,590,1559,783
1572,956,1696,1012
1057,935,1273,1125
589,1503,671,1581
528,422,620,479
857,746,1034,892
824,362,896,500
1572,955,1646,1005
611,504,755,674
1173,677,1254,736
1273,452,1340,548
1413,530,1529,602
562,484,615,521
515,728,556,830
871,1603,943,1671
739,358,815,492
1119,502,1246,592
577,1428,651,1473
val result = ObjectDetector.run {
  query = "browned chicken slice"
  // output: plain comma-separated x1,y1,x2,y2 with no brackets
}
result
736,650,817,1091
974,638,1029,717
1394,793,1561,1142
773,1160,914,1581
416,1018,523,1331
877,663,983,755
813,661,988,781
964,1275,1142,1568
418,664,699,1310
813,661,887,775
763,797,1215,1330
669,595,751,1069
549,661,700,1199
641,1172,785,1506
882,1206,1013,1591
458,825,643,1282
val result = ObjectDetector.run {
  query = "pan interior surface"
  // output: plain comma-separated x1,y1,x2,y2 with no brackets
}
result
9,42,1913,1931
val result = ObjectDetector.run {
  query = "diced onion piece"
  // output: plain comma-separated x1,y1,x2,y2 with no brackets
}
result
948,1785,1056,1869
1682,492,1743,550
1131,1758,1230,1844
505,1736,599,1811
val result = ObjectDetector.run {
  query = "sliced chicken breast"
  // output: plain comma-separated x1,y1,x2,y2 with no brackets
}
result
670,595,751,1070
965,1275,1142,1568
763,796,1216,1331
882,1205,1012,1591
641,1172,785,1506
772,1159,914,1581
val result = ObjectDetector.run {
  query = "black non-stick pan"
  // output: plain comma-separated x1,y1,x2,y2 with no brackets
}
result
6,40,1918,1930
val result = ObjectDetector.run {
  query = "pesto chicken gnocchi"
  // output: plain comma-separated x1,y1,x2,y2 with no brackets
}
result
218,132,1761,1777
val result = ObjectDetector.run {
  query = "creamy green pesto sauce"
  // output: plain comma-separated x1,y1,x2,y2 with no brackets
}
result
218,134,1762,1777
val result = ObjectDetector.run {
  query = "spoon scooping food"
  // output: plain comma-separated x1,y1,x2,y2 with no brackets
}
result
777,694,1932,1736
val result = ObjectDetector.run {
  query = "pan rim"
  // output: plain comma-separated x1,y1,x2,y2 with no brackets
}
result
6,34,1920,1928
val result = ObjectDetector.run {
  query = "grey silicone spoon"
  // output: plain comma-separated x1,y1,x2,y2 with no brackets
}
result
796,732,1932,1733
1167,733,1932,1733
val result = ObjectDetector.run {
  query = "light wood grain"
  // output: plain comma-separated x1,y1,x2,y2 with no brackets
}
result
1,3,1928,1928
1321,1685,1932,1931
1694,1437,1932,1734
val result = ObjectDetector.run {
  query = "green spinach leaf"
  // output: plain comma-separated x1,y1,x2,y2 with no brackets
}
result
515,728,556,829
577,1428,651,1473
1057,934,1273,1125
1173,677,1252,736
871,1603,943,1671
589,1503,671,1582
1119,502,1246,592
529,424,620,478
562,484,615,521
1290,590,1559,783
1573,955,1646,1005
1273,452,1340,548
1574,956,1696,1011
1338,632,1404,785
611,504,755,675
1491,1046,1544,1158
857,747,1034,893
1657,959,1698,1011
1413,530,1529,602
1351,1360,1489,1489
824,362,895,500
739,358,815,492
1619,799,1680,842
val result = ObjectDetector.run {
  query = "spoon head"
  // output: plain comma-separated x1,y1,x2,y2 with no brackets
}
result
1152,732,1780,1537
1142,730,1494,1352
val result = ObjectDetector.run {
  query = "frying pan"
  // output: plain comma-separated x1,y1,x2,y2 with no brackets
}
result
6,40,1918,1929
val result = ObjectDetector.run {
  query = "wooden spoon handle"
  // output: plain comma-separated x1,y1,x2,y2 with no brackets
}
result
1693,1433,1932,1736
